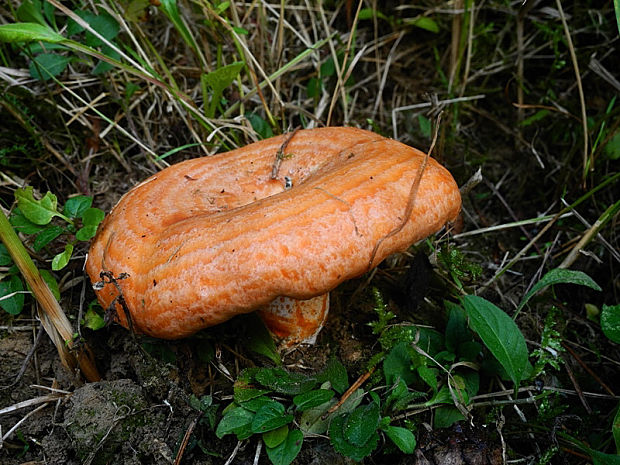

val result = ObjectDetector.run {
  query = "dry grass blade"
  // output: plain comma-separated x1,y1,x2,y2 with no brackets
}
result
555,0,589,184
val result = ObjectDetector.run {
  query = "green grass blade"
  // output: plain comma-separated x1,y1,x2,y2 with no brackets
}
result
0,22,64,43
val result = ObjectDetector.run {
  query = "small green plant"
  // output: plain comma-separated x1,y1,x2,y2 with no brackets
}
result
0,187,104,315
214,359,417,465
15,0,122,80
531,307,565,377
438,245,482,290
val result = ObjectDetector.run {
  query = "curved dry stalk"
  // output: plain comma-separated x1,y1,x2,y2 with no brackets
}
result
368,113,442,270
0,210,100,383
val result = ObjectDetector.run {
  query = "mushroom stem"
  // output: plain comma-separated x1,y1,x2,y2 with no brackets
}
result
257,294,330,347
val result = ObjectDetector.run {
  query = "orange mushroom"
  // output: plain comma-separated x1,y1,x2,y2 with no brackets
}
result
86,127,461,341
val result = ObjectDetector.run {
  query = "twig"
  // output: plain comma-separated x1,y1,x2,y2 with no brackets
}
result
0,392,67,416
558,198,620,269
561,342,615,396
323,366,376,419
223,441,242,465
0,325,44,391
271,127,300,179
563,357,592,414
253,439,262,465
1,402,51,443
173,414,202,465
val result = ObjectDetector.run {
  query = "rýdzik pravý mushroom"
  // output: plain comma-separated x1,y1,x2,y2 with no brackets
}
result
85,127,461,342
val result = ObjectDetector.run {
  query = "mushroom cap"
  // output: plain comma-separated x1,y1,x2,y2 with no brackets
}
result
86,127,461,339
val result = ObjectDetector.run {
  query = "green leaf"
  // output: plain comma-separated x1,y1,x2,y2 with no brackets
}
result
63,196,93,219
76,225,98,241
462,295,529,387
83,11,120,46
91,45,118,74
10,209,46,234
604,131,620,160
386,379,423,412
203,62,244,117
0,244,12,266
384,425,416,454
329,412,379,461
189,394,213,412
320,57,335,78
293,389,334,412
216,406,254,439
384,341,416,385
239,395,273,413
517,269,601,313
33,225,64,251
305,77,321,99
241,313,280,364
124,0,150,22
83,306,105,330
418,114,431,139
215,1,230,14
601,305,620,343
234,386,271,404
591,449,620,465
405,16,439,33
17,0,47,26
417,365,437,392
0,23,65,44
25,41,68,54
76,207,105,241
424,384,454,407
298,397,336,435
245,112,273,140
434,405,466,428
344,402,380,446
358,8,390,21
0,275,25,315
14,189,57,225
255,368,317,396
15,187,60,225
81,207,105,227
52,244,73,271
317,358,349,394
520,109,550,127
39,269,60,301
29,53,72,81
263,425,288,448
265,429,303,465
251,401,293,433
